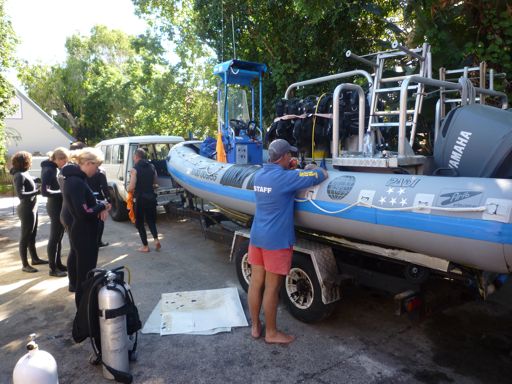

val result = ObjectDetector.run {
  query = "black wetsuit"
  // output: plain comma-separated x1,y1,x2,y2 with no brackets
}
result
41,160,66,272
134,159,158,246
59,164,77,290
61,164,106,307
87,168,110,246
11,168,40,267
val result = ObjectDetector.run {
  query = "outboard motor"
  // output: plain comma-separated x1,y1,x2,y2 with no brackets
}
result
434,104,512,178
13,334,59,384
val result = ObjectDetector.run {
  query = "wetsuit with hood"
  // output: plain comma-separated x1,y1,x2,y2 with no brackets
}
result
41,159,66,274
61,163,106,307
11,168,45,270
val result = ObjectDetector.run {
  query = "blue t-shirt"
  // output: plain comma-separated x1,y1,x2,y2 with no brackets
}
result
250,163,327,250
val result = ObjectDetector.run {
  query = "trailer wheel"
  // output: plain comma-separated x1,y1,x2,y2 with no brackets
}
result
234,242,251,292
283,253,336,323
109,188,129,222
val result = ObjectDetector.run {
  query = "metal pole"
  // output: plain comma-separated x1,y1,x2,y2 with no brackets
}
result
398,75,508,156
284,70,373,99
231,15,236,60
332,83,365,157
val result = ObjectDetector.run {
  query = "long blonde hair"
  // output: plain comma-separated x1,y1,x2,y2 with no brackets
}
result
70,147,104,166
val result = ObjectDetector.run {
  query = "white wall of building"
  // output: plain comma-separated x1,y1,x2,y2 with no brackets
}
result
4,88,75,157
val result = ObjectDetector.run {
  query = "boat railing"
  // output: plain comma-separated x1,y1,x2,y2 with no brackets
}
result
283,70,373,100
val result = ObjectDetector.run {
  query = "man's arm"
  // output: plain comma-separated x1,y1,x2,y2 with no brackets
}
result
127,168,137,193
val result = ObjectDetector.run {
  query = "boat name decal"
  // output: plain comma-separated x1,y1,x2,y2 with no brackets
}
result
254,185,272,193
440,191,482,206
385,177,420,188
448,131,472,169
192,168,218,182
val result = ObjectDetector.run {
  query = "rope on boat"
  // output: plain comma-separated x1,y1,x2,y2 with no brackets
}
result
295,197,488,214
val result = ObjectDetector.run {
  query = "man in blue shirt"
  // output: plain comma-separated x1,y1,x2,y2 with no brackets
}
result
248,139,328,344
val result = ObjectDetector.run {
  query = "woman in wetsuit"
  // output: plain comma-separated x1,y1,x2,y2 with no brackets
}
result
41,147,69,277
61,148,111,307
10,151,48,272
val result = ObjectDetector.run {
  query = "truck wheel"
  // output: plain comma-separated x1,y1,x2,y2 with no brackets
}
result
282,253,336,323
234,242,250,292
109,188,129,222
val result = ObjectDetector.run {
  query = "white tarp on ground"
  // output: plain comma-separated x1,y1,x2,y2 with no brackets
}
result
141,287,248,335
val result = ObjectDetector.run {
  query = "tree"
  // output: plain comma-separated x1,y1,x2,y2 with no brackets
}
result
404,1,512,95
133,0,402,126
19,25,217,143
0,0,18,166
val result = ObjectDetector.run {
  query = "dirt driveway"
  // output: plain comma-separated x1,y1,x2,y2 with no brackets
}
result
1,197,512,384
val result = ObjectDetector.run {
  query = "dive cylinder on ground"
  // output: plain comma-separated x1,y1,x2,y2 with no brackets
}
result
13,333,59,384
98,271,130,380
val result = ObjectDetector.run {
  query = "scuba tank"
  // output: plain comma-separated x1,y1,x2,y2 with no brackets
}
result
98,271,130,380
72,266,141,384
13,333,59,384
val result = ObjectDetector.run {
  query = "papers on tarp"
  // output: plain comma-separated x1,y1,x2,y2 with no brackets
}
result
141,287,248,335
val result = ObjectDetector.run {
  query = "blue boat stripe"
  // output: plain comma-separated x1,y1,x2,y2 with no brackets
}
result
170,165,512,245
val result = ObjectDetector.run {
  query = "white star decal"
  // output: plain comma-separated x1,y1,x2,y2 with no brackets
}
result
398,188,405,195
379,196,387,204
390,197,397,206
400,198,407,207
386,187,394,194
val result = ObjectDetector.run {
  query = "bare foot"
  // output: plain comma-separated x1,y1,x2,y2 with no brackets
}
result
138,246,150,253
251,321,262,339
155,241,161,251
264,331,295,345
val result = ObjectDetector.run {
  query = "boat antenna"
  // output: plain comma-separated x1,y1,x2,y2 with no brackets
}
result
221,1,224,62
231,14,236,59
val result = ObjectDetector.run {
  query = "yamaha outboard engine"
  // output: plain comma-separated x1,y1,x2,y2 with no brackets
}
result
434,104,512,178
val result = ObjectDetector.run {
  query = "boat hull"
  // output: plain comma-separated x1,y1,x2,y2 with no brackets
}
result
168,142,512,273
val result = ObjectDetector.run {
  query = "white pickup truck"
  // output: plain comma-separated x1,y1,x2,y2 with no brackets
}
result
96,135,184,221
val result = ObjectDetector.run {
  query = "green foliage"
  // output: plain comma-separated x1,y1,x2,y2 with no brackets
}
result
19,25,217,143
405,1,512,95
0,0,18,167
134,0,402,127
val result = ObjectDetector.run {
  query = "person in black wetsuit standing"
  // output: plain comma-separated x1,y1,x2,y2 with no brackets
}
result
87,167,110,247
62,148,110,307
128,148,161,253
41,147,69,277
10,151,49,273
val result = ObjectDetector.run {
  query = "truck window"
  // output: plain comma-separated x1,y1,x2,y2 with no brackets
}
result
154,143,171,160
112,144,124,164
105,146,112,164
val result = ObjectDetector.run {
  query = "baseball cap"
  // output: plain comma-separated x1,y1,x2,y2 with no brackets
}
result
268,139,298,162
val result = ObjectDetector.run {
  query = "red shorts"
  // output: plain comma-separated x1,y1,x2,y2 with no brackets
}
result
248,244,293,276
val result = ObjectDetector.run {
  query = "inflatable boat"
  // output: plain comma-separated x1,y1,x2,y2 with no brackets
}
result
167,49,512,275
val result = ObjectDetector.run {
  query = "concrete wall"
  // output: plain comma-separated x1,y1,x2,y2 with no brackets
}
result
4,88,75,157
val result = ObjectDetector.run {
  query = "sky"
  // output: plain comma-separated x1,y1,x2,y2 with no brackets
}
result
6,0,148,65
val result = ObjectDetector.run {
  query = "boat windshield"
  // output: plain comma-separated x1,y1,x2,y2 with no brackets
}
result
218,87,250,129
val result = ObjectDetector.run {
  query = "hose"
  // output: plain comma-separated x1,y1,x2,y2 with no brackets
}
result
295,197,487,214
311,93,328,161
